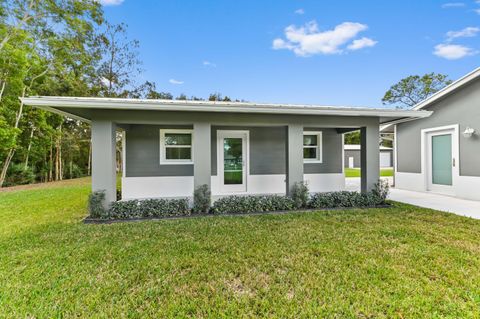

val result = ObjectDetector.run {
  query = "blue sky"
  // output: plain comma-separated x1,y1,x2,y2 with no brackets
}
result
101,0,480,108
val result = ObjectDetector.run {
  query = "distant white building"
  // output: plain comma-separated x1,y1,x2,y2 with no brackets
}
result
344,144,393,168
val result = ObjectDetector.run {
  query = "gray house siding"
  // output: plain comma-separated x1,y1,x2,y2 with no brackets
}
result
211,126,287,176
397,77,480,177
125,124,343,177
125,124,194,177
304,128,343,174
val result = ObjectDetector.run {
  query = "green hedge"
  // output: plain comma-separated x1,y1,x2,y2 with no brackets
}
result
89,198,190,219
88,180,389,219
212,195,296,214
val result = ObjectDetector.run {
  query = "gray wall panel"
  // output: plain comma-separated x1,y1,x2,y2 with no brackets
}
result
211,126,287,175
397,77,480,176
304,128,343,174
125,124,193,177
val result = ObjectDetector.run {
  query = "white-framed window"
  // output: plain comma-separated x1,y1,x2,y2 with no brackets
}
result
160,129,193,164
303,131,322,163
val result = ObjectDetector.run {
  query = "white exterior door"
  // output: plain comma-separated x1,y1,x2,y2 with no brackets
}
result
217,131,248,193
426,129,455,195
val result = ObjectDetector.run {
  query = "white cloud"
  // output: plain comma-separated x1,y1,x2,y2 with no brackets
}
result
100,77,112,87
99,0,124,5
294,8,305,15
203,61,217,67
446,26,480,41
272,21,374,56
433,43,476,59
475,8,480,14
441,2,465,8
169,79,184,85
347,37,378,50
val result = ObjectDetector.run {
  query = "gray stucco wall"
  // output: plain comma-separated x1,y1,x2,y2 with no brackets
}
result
397,77,480,176
125,124,343,177
304,128,343,174
125,124,194,177
211,126,287,175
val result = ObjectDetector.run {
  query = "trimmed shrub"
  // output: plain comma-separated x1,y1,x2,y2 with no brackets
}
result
308,181,389,209
193,184,211,213
88,190,107,218
107,198,190,219
290,181,309,208
212,194,295,214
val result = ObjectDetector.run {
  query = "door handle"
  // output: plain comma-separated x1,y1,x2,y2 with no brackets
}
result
452,158,455,167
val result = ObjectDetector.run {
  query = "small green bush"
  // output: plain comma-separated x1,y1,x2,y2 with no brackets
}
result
107,198,190,219
193,184,211,213
212,194,295,214
88,190,107,218
290,181,309,208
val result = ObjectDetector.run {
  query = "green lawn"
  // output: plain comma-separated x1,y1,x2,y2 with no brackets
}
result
345,168,394,178
1,178,480,317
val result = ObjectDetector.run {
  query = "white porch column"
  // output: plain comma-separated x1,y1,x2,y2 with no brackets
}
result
287,124,304,195
360,120,380,193
91,120,117,207
193,123,211,190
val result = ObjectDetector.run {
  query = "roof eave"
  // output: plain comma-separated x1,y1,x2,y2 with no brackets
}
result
21,96,433,121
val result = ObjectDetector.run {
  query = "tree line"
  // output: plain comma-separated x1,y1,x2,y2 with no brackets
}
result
0,0,241,187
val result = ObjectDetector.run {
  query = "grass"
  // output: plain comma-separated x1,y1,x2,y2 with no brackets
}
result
345,167,394,178
1,178,480,317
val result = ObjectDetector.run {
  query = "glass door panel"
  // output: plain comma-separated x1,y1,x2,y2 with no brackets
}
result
223,138,243,185
431,134,452,186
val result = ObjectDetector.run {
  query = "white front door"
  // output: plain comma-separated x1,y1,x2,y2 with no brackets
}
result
427,129,455,194
217,130,248,193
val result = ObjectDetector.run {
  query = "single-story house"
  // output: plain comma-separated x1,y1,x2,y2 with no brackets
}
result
344,144,393,168
383,67,480,201
22,96,430,207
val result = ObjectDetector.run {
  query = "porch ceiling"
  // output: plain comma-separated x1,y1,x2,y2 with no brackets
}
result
21,96,432,125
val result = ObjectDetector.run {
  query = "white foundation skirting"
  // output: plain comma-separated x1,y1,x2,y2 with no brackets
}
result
395,172,480,201
122,176,194,200
304,173,345,193
122,173,348,200
211,174,287,196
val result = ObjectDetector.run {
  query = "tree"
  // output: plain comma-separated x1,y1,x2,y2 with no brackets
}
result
97,22,142,97
344,131,360,145
382,73,452,109
0,0,104,187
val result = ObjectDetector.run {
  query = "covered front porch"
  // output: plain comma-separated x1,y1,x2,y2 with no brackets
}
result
21,97,432,207
117,123,375,201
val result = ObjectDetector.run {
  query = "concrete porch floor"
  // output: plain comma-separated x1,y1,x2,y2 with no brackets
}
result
346,177,480,219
